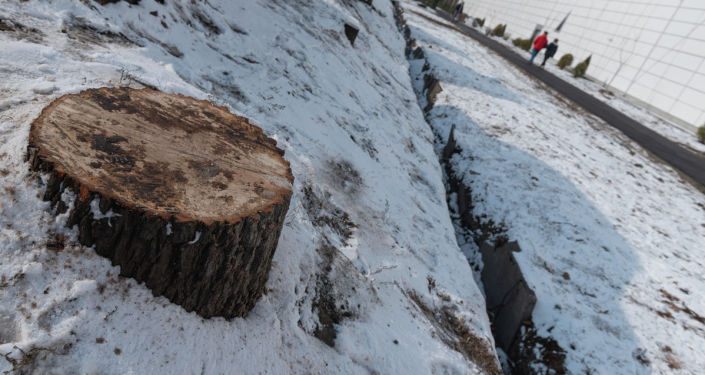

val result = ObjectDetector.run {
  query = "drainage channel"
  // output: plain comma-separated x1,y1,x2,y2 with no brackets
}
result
391,2,565,374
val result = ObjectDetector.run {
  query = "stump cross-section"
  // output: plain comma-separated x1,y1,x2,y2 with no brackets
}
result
28,87,294,319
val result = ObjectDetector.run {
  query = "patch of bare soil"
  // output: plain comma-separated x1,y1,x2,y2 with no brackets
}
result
446,171,509,247
661,345,682,370
2,342,74,375
300,241,375,348
598,88,615,99
326,159,364,196
202,75,248,104
311,244,354,347
0,17,45,44
660,288,705,328
62,15,134,46
126,22,183,57
509,324,567,375
302,185,357,241
407,289,503,375
189,4,221,35
298,183,368,347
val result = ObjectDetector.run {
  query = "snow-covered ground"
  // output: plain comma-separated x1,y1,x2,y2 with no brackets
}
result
485,24,705,156
547,65,705,155
0,1,501,374
402,1,705,374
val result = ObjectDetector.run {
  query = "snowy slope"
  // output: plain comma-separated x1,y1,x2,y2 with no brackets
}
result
402,2,705,374
0,0,500,374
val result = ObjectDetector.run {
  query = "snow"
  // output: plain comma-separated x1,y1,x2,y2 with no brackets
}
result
89,198,121,228
187,231,201,245
402,2,705,374
31,82,58,95
0,0,497,374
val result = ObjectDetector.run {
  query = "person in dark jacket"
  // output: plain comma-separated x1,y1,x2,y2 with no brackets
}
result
453,2,464,21
541,39,559,67
529,31,548,63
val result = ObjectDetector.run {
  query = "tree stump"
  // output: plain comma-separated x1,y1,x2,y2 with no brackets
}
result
27,87,294,319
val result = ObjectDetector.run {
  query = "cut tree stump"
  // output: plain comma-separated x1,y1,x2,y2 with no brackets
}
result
27,87,294,319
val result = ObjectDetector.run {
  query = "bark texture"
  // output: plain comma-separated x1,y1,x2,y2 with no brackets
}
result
27,87,293,319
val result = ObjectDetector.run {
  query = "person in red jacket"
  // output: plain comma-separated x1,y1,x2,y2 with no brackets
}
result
529,31,548,64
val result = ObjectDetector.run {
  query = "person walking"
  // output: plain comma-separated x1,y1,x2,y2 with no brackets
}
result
541,39,559,67
529,31,548,64
453,2,464,21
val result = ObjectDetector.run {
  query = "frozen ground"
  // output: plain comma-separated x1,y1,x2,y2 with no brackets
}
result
0,1,500,374
402,1,705,374
483,24,705,156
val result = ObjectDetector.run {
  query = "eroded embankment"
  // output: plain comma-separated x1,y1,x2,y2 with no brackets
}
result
392,3,565,373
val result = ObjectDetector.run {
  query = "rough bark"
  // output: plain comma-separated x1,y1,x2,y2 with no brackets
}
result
27,87,293,319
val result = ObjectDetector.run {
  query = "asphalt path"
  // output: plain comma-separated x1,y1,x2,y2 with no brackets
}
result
431,9,705,188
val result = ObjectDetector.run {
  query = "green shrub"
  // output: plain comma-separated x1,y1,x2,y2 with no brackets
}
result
439,1,455,13
512,38,531,51
419,0,445,10
573,55,591,78
473,17,485,27
557,54,574,69
698,125,705,144
492,24,506,37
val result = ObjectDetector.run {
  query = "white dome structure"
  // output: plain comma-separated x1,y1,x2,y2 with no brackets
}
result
468,0,705,127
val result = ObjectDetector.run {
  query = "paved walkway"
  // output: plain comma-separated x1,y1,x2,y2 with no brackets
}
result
432,9,705,188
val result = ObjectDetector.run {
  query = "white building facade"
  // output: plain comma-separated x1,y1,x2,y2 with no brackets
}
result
466,0,705,127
